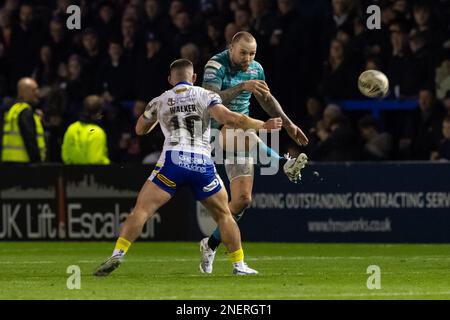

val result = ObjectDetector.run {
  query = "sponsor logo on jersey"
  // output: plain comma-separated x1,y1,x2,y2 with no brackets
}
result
205,60,222,70
204,71,217,80
203,178,219,192
167,98,175,106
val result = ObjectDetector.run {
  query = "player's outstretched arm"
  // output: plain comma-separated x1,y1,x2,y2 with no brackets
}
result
254,88,309,146
209,103,281,131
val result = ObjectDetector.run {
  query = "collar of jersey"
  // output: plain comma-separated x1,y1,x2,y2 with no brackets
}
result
174,81,192,86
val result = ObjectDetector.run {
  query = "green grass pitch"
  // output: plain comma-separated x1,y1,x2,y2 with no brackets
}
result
0,242,449,299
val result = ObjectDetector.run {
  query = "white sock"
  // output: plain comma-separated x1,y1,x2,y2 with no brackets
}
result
233,260,245,269
112,249,125,257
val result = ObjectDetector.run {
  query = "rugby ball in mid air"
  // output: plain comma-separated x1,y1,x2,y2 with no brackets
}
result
358,70,389,98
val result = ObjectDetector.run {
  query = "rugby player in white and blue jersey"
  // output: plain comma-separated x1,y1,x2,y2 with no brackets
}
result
93,59,282,276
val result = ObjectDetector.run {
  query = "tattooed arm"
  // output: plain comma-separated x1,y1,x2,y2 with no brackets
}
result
203,83,244,106
204,80,270,106
255,90,309,146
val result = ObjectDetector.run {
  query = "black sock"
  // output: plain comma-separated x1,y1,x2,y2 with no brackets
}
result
208,236,221,251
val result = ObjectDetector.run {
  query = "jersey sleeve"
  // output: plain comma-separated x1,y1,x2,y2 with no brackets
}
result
143,98,161,121
256,62,266,81
202,59,225,90
205,90,222,108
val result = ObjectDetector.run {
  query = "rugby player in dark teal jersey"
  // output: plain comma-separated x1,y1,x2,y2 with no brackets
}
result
199,32,309,274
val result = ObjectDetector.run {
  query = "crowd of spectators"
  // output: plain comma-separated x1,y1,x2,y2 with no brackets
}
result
1,0,450,163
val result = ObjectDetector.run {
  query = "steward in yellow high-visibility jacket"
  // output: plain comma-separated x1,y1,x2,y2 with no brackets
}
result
61,95,110,165
1,78,46,163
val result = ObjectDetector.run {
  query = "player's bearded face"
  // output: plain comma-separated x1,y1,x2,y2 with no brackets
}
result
230,41,257,71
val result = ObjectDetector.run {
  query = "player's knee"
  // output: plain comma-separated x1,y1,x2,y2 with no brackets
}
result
130,206,154,222
234,194,252,212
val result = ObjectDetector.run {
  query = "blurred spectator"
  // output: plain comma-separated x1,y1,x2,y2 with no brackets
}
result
96,39,132,103
365,56,383,71
431,116,450,161
320,38,359,100
53,0,71,21
61,95,110,165
392,0,409,16
94,1,120,50
411,1,446,51
310,104,359,161
171,10,202,57
59,54,88,123
249,0,275,67
0,0,19,18
401,30,434,95
224,22,239,44
134,32,170,102
143,0,171,43
270,0,306,114
1,78,46,163
0,11,12,96
321,0,359,62
435,56,450,100
303,96,324,133
7,2,45,94
202,19,226,61
121,17,140,61
443,91,450,116
80,28,105,93
230,0,249,12
311,114,359,161
358,115,393,160
180,42,203,80
32,45,58,97
47,18,70,65
323,103,342,128
168,0,185,21
234,7,252,31
399,89,444,159
387,21,411,98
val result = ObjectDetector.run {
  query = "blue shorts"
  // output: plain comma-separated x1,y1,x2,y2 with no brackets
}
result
149,150,223,201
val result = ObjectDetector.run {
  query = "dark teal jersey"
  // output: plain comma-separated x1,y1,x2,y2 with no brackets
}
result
202,50,265,129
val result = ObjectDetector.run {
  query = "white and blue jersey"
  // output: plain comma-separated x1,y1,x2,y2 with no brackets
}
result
147,82,223,200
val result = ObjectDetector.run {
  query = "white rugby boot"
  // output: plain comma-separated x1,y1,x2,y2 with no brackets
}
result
199,237,216,274
93,254,123,277
283,153,308,183
232,262,259,275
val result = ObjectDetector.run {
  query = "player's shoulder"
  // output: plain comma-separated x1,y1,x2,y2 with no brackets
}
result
193,85,217,98
205,50,228,71
193,85,221,103
148,91,167,106
250,59,264,72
